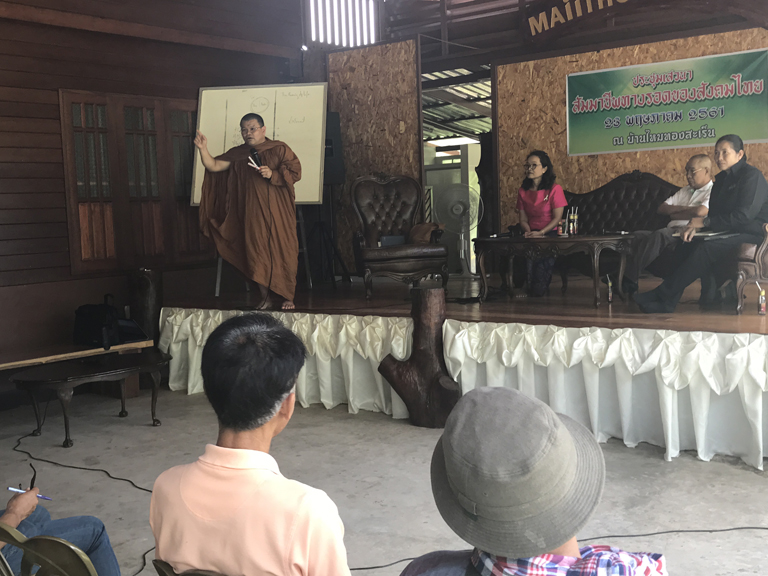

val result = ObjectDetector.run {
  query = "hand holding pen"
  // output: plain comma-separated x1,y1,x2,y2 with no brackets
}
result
7,487,52,501
6,463,52,501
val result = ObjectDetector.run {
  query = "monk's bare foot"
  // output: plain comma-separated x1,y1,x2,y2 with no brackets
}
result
282,300,295,310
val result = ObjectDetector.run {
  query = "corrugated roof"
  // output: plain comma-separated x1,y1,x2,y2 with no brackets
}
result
422,66,492,141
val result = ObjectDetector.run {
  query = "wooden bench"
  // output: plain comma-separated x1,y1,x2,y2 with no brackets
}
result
10,348,171,447
0,340,154,371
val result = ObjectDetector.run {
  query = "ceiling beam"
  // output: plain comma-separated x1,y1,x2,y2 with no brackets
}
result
422,71,492,90
423,97,492,110
423,114,488,124
423,119,481,139
0,1,299,59
420,18,750,73
421,89,493,116
726,1,768,28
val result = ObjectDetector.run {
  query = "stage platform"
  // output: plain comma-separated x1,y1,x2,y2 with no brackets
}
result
166,275,768,336
160,275,768,470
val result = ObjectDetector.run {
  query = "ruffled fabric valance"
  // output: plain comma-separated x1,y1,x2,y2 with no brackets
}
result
443,320,768,469
158,308,768,469
158,308,412,418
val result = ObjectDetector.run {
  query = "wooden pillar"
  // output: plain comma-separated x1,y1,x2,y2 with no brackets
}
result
378,287,460,428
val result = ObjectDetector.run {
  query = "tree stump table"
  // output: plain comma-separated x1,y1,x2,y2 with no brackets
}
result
378,287,460,428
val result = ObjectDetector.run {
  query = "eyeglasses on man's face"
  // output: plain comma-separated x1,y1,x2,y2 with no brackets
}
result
685,167,703,176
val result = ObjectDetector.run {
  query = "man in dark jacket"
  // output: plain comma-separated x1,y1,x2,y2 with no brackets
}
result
634,134,768,313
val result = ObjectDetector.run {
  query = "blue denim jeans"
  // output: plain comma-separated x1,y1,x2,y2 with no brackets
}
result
1,506,120,576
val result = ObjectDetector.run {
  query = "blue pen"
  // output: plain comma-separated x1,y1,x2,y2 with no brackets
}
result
7,487,52,501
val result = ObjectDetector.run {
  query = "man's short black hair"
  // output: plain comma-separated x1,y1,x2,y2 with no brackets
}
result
240,113,264,128
201,314,306,431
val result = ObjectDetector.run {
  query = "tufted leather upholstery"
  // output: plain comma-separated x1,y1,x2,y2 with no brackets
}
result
560,172,767,311
351,174,449,298
354,176,422,248
557,171,679,281
738,243,757,261
563,171,678,235
735,223,768,313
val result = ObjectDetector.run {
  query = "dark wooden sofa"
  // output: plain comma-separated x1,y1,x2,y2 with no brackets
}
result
557,170,678,286
736,224,768,313
556,170,768,313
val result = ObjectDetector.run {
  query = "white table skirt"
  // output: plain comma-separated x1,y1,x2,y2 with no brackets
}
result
158,308,413,419
443,320,768,470
158,307,768,469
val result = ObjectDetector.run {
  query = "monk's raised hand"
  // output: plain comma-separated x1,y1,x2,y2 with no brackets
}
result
193,131,208,151
258,166,273,180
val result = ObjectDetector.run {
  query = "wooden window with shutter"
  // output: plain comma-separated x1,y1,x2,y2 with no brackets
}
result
60,90,213,274
61,93,119,273
166,104,211,262
121,101,166,262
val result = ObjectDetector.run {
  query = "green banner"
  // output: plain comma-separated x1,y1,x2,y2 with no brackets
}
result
567,50,768,155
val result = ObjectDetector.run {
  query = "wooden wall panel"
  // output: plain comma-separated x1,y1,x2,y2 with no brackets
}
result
0,163,63,178
328,39,422,270
496,28,768,225
0,0,302,52
0,134,62,148
0,224,67,241
0,17,287,288
0,237,68,254
0,193,65,209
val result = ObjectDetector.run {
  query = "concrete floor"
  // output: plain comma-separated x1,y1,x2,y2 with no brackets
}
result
2,390,768,576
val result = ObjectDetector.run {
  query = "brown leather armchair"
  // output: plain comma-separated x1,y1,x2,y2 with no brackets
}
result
352,174,449,298
736,223,768,314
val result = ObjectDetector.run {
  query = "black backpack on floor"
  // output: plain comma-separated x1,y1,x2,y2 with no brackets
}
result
73,294,121,350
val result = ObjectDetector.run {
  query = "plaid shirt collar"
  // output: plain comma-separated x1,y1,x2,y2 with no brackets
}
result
472,545,667,576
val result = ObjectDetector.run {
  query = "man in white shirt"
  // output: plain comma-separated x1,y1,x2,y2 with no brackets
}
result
623,154,713,290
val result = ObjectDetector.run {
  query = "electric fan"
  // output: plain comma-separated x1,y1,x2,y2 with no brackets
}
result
432,183,485,275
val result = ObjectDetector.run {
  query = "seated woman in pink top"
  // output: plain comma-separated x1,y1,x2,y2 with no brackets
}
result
515,150,567,296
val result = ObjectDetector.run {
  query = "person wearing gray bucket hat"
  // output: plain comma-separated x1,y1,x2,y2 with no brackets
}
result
400,388,667,576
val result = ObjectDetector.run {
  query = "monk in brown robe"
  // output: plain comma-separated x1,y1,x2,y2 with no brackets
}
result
196,113,301,310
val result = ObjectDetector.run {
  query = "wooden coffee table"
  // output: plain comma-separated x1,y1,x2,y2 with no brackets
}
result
473,235,634,307
11,348,171,447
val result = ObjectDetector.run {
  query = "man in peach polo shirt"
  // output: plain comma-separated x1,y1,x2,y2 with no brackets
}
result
150,314,351,576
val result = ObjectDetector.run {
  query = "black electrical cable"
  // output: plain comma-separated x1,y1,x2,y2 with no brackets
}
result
348,525,768,571
15,402,768,574
10,404,155,576
350,557,417,571
131,546,156,576
13,433,152,494
580,525,768,542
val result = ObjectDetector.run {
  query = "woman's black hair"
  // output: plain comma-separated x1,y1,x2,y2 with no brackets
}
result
522,150,557,191
716,134,744,152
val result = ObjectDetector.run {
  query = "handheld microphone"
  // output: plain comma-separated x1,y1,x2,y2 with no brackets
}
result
249,148,262,167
